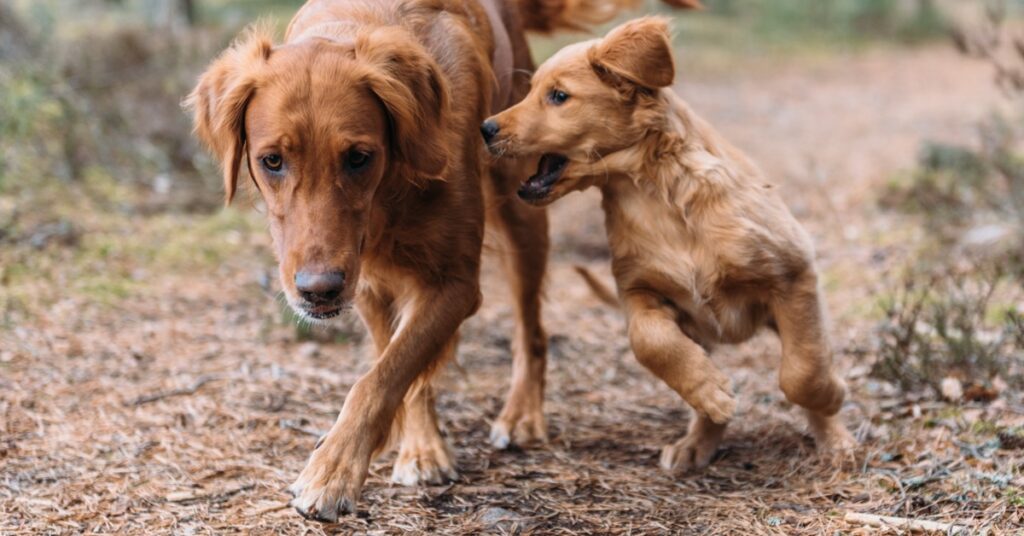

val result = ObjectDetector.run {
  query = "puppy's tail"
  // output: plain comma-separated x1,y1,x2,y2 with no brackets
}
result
518,0,702,33
574,265,619,306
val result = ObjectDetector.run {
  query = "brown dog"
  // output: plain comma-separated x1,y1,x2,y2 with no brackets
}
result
187,0,699,521
483,17,855,474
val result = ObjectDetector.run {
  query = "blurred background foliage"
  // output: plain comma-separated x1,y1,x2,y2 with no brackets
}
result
0,0,988,220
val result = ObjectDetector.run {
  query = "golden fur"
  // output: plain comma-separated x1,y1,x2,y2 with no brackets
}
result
187,0,695,522
484,17,855,474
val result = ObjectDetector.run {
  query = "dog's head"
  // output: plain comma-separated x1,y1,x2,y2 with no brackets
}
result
187,26,450,321
481,17,674,205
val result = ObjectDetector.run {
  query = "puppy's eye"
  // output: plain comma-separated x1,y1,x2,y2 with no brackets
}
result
261,154,284,173
548,89,569,105
344,149,372,173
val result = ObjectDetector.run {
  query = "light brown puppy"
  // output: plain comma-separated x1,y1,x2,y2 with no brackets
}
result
483,17,855,474
187,0,698,521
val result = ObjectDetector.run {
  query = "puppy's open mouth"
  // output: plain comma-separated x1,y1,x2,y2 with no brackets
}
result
518,154,568,201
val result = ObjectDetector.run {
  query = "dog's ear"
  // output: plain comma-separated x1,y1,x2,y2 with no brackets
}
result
589,17,675,92
185,27,272,205
355,27,451,183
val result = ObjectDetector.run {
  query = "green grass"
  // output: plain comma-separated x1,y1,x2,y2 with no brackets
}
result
0,179,267,311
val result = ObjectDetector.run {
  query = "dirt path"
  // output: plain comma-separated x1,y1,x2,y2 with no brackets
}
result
2,45,1020,534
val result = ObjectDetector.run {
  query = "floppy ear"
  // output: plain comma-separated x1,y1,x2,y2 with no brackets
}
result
588,17,675,91
185,28,272,205
355,27,451,183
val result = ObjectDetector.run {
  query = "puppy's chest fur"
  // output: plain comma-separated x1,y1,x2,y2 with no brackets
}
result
601,179,798,346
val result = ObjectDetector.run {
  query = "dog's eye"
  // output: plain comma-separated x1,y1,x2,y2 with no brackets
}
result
344,149,372,173
548,89,570,105
262,154,284,173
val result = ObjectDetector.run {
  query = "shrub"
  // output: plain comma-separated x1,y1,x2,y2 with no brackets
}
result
873,265,1023,395
0,2,237,218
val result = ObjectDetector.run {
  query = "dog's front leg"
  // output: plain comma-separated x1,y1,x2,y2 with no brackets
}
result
288,283,479,522
624,290,737,473
771,272,855,453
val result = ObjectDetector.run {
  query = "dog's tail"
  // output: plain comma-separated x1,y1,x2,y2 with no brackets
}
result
518,0,702,33
574,265,619,306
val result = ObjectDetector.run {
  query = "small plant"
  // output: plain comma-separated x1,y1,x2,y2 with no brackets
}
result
873,265,1023,395
881,116,1024,242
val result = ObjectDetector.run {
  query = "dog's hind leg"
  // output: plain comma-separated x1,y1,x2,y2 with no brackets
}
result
771,272,855,452
357,290,457,486
390,340,459,485
485,161,551,449
624,290,736,472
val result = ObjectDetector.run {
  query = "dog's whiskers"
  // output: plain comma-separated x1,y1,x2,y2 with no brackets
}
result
486,138,513,162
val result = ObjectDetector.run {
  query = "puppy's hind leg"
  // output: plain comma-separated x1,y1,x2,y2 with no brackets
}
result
625,290,736,473
660,409,727,474
485,161,551,449
771,272,855,453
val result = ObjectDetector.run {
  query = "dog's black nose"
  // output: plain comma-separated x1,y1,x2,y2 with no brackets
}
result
295,270,345,304
480,119,500,143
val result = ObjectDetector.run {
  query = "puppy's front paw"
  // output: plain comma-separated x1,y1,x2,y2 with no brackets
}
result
687,373,736,425
288,434,369,522
391,436,458,486
490,407,547,449
659,431,721,474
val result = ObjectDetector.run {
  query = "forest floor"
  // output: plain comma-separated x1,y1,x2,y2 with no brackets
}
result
2,42,1022,534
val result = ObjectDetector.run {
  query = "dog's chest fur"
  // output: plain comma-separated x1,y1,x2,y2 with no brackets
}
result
601,179,790,346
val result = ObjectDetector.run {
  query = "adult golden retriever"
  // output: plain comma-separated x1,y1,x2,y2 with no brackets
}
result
482,17,855,474
188,0,698,522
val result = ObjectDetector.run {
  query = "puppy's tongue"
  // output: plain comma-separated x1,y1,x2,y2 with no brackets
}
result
518,154,568,201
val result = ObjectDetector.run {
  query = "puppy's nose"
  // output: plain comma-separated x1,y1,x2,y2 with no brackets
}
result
295,270,345,304
480,119,500,143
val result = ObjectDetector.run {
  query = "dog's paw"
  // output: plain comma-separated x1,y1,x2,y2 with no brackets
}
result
687,373,736,425
489,408,547,449
659,431,721,474
808,412,857,454
288,475,358,523
391,437,458,486
288,434,369,522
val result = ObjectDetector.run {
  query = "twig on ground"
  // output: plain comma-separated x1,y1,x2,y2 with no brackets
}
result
844,512,967,534
166,484,255,504
252,503,290,516
125,375,218,406
279,419,325,438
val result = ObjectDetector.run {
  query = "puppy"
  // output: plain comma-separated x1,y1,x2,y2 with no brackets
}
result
482,17,855,473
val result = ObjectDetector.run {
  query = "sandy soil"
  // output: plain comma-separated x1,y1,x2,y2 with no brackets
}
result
2,44,1022,534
